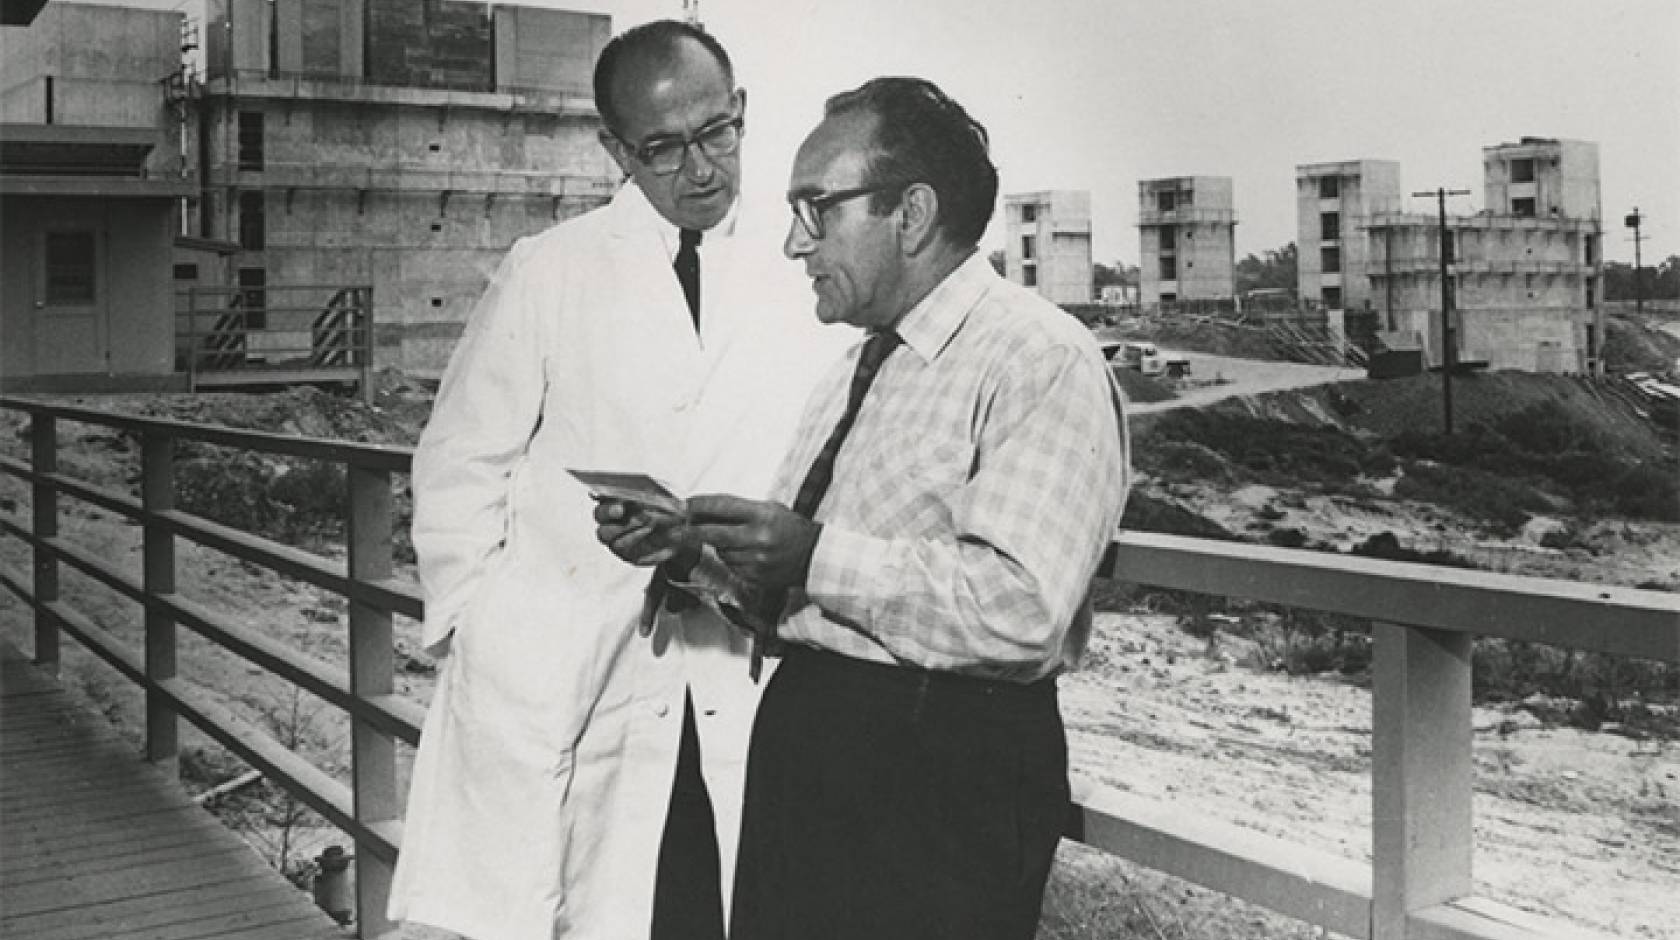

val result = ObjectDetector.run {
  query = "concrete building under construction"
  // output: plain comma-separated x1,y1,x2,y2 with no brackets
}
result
1136,176,1235,306
1002,190,1092,306
1294,159,1403,324
196,0,619,372
1352,138,1603,374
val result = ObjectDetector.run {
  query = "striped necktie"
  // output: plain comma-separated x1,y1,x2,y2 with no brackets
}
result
749,329,903,679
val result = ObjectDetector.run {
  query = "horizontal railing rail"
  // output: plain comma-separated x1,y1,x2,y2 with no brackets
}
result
1,396,418,937
1,395,1673,939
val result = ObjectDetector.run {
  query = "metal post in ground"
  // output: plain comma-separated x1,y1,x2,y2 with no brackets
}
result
1412,187,1470,435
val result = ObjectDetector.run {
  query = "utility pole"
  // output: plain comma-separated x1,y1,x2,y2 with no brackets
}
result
1625,207,1646,319
1413,187,1471,435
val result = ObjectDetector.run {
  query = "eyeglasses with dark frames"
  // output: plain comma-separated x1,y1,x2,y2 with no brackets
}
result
788,184,899,240
625,113,744,176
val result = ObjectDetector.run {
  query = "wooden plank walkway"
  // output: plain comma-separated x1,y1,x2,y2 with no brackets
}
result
0,641,349,940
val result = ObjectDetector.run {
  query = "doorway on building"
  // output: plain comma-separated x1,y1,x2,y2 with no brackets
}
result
34,224,109,375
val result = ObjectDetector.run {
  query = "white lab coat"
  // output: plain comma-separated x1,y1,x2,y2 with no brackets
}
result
389,181,849,940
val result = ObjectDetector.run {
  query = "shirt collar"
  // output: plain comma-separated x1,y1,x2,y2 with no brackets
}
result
650,191,740,261
890,250,994,363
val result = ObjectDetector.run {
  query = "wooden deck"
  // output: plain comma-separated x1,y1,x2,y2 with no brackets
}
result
0,642,349,940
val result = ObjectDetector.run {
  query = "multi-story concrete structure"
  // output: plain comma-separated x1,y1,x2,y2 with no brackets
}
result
1003,190,1091,305
1,2,196,390
1136,176,1235,305
1357,138,1603,374
197,0,619,372
1295,159,1402,322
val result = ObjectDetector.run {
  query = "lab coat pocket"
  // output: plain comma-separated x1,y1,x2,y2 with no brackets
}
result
452,559,618,759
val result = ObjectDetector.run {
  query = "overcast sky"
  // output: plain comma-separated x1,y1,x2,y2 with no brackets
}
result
597,0,1680,267
93,0,1680,265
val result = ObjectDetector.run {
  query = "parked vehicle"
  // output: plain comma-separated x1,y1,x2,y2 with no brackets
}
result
1121,341,1164,376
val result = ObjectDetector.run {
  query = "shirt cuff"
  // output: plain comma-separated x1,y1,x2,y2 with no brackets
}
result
804,524,891,626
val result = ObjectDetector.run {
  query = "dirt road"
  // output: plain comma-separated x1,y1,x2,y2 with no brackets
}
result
1127,349,1361,413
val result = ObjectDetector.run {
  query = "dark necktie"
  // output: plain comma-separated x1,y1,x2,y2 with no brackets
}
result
674,227,702,330
748,329,903,679
791,329,903,517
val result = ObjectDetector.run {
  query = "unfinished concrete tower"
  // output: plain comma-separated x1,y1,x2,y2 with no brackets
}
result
1295,160,1402,316
1137,176,1235,307
1003,190,1092,306
197,0,618,373
1363,138,1603,373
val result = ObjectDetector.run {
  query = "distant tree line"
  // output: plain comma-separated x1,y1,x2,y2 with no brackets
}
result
1603,256,1680,301
1236,242,1298,296
1092,261,1137,290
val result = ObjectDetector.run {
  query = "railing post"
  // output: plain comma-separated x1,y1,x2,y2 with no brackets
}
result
360,288,374,406
1370,621,1473,939
347,461,396,938
142,432,179,767
186,288,199,390
29,413,60,673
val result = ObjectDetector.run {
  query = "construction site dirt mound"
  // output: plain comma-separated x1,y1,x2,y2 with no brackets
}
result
1606,311,1680,374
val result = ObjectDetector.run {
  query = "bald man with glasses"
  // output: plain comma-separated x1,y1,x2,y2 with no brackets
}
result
390,20,848,940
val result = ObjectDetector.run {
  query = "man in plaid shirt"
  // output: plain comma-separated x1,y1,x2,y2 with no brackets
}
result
681,76,1130,939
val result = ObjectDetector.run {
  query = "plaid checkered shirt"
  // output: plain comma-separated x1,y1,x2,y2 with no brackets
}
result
771,252,1130,682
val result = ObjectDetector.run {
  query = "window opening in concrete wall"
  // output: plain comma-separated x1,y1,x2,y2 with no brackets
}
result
1156,191,1175,212
238,191,265,250
1511,158,1535,183
238,267,267,330
1584,234,1596,265
1586,277,1596,309
1321,245,1341,273
173,263,199,281
44,231,96,304
1512,197,1536,218
237,111,264,170
1022,234,1035,260
1159,256,1177,280
1023,267,1037,287
1157,226,1174,251
1321,211,1340,241
1322,285,1342,308
1020,204,1036,223
1319,175,1339,199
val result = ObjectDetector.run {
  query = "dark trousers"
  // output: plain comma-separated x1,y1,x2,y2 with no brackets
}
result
651,689,726,940
730,647,1068,940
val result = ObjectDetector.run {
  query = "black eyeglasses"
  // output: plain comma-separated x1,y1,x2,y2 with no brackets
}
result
625,114,744,176
788,184,899,240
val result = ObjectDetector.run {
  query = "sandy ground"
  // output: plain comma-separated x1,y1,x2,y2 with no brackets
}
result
1061,612,1678,939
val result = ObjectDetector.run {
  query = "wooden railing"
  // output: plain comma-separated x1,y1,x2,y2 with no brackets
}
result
0,397,419,938
1,396,1675,939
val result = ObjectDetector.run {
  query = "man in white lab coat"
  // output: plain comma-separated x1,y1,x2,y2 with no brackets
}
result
388,20,847,940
